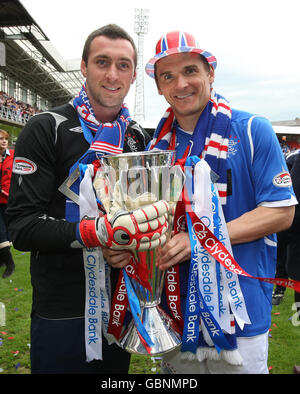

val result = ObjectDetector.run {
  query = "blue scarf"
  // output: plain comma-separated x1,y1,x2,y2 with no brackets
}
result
148,89,231,205
148,91,249,364
66,84,131,222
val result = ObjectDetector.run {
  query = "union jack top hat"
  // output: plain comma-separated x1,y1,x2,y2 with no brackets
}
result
145,31,217,78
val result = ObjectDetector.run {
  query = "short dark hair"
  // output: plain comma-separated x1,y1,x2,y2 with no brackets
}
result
82,24,137,67
199,54,211,73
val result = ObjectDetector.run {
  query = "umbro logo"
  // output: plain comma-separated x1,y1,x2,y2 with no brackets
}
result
69,126,83,133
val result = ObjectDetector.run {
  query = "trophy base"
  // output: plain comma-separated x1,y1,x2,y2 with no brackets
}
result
120,305,181,355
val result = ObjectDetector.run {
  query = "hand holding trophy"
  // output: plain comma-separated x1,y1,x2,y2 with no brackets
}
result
93,150,185,355
78,200,169,251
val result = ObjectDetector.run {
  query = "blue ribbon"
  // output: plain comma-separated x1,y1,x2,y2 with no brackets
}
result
211,184,222,317
181,156,236,353
122,269,155,351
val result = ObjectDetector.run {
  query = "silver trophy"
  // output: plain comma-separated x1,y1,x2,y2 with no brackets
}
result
93,150,185,355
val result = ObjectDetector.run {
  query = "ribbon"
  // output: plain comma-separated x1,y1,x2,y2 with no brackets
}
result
189,209,300,293
181,157,242,355
79,164,114,361
83,247,103,361
165,265,184,334
164,200,186,334
107,268,129,340
107,255,138,341
107,252,156,353
122,269,154,354
183,156,300,293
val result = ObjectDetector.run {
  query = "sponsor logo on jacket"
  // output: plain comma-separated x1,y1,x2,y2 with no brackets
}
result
273,171,292,187
13,157,37,175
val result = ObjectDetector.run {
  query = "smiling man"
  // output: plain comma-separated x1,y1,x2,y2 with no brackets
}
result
144,31,297,374
80,34,137,121
155,51,214,131
6,24,153,374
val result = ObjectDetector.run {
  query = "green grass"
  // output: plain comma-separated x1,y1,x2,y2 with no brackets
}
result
268,288,300,374
0,249,31,373
0,248,299,374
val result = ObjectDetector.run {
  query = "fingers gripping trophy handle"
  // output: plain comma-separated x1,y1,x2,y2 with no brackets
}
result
109,200,169,251
132,200,169,251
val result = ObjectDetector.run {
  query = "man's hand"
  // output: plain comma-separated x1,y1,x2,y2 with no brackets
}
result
102,248,133,269
78,200,169,251
156,232,191,271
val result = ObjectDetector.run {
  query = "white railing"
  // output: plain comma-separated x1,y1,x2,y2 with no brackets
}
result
0,104,33,125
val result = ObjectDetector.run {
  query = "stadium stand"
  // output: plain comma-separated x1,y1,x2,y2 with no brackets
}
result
0,90,41,125
0,0,84,128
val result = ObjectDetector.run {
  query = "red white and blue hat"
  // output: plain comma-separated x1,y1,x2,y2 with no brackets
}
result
145,31,217,78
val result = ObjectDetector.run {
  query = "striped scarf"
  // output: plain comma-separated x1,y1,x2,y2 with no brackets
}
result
73,83,131,156
148,89,231,205
148,91,245,363
65,84,131,222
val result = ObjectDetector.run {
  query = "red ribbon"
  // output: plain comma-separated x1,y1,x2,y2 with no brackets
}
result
107,255,137,340
107,251,155,341
188,210,300,293
164,200,187,334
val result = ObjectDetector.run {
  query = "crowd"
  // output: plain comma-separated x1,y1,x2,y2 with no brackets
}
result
279,136,300,155
0,91,41,124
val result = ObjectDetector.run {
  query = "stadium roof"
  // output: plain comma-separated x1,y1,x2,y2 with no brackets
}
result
0,0,84,106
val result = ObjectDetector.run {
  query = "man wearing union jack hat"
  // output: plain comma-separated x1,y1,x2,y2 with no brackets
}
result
144,31,297,374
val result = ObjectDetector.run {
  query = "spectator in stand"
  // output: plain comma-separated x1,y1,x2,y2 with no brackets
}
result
280,136,291,155
0,91,41,123
0,129,15,278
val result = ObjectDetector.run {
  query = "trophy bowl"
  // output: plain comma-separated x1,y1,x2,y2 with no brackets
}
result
93,150,184,355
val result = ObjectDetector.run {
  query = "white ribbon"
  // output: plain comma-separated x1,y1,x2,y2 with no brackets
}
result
79,164,114,362
192,159,250,364
216,199,251,330
193,161,224,345
193,160,250,330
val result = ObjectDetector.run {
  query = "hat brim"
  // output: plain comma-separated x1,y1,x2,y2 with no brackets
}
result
145,46,217,78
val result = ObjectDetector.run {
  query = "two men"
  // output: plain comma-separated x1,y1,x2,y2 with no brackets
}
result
7,25,296,375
